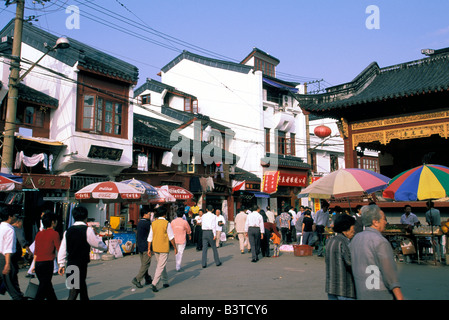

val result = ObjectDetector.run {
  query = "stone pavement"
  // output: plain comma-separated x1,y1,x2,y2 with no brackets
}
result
2,238,449,301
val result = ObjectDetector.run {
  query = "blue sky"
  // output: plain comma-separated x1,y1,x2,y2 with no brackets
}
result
2,0,449,90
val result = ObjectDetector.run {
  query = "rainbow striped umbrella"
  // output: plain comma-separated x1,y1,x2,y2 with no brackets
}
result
383,164,449,201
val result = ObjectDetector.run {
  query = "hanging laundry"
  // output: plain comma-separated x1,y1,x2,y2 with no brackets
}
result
161,151,174,167
137,154,148,171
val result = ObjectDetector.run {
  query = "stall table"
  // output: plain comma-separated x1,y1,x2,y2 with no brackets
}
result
413,226,444,265
382,224,414,262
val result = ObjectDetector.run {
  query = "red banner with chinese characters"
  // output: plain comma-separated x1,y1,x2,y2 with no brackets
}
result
262,171,280,194
278,172,308,187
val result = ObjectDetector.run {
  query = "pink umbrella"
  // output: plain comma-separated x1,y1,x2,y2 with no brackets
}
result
298,168,390,199
75,181,142,202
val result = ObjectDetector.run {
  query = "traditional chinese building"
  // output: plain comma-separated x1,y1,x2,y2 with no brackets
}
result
297,47,449,216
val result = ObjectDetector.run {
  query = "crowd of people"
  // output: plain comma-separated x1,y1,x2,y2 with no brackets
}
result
0,199,445,301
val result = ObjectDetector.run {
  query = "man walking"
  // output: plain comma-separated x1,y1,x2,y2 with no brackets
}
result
132,206,153,288
235,206,250,254
201,205,222,268
147,206,177,292
58,206,108,300
314,202,330,256
171,209,192,272
0,205,24,300
245,205,264,263
350,204,404,300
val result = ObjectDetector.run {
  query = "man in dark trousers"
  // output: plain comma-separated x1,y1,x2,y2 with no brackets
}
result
201,205,222,268
0,205,24,300
58,206,107,300
132,206,153,288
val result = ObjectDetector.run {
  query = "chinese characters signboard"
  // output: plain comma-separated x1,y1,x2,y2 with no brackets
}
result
22,174,71,190
262,171,308,194
262,171,280,194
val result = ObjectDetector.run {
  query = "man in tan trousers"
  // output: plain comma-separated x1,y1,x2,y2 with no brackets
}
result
147,206,177,292
234,206,250,254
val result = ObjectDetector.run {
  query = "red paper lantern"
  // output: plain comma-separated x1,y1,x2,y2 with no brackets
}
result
314,125,332,138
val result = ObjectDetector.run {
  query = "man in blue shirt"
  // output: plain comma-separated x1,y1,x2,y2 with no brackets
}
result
314,202,330,256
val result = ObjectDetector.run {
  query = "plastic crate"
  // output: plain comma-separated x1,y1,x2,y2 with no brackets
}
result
293,245,313,256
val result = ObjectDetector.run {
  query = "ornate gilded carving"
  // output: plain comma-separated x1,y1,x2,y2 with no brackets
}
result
351,110,449,131
352,123,449,149
337,118,349,138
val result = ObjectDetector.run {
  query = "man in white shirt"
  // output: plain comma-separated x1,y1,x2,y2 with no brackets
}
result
265,206,275,224
201,205,222,268
58,206,107,300
245,205,264,263
235,206,250,254
0,205,24,300
289,206,298,243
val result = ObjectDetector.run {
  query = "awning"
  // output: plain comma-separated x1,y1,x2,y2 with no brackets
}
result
263,78,299,93
15,133,65,147
247,191,270,198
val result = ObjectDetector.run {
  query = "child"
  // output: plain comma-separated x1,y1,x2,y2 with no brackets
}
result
270,232,281,257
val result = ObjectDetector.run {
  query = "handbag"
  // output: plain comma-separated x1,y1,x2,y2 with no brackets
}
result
24,279,39,300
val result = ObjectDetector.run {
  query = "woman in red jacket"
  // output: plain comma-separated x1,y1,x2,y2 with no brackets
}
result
33,210,61,300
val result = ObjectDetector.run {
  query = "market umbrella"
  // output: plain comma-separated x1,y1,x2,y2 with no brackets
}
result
298,168,390,199
156,185,193,200
0,173,22,191
75,181,142,203
119,178,158,198
383,164,449,201
148,186,176,204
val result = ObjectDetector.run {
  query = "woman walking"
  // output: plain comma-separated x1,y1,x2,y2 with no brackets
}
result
33,211,61,300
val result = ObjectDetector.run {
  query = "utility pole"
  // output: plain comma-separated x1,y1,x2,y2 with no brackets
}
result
1,0,25,174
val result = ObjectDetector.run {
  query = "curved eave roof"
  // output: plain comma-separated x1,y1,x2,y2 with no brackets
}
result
299,53,449,114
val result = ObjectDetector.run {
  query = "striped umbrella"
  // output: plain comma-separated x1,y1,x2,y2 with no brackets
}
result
383,164,449,201
75,181,142,202
298,168,390,199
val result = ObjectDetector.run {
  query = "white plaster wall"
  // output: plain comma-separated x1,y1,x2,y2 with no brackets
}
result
17,43,134,176
161,60,265,178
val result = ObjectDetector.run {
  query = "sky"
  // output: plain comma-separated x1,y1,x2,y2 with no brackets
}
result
1,0,449,91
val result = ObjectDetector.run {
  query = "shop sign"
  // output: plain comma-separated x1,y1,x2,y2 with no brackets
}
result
22,174,71,190
262,171,280,194
88,145,123,161
278,172,307,187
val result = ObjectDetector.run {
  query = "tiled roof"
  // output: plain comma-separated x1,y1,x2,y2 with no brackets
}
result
161,50,253,75
134,78,197,100
0,81,59,108
0,20,139,83
261,153,311,170
17,83,59,107
133,113,238,164
161,106,233,134
298,51,449,115
231,166,261,182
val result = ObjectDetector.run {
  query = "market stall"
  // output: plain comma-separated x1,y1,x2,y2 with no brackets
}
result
382,224,415,262
413,225,444,265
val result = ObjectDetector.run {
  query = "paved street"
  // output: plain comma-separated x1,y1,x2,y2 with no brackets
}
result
2,238,449,302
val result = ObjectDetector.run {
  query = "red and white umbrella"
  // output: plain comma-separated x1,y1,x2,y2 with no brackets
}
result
0,174,22,192
148,186,176,204
75,181,142,202
157,185,193,200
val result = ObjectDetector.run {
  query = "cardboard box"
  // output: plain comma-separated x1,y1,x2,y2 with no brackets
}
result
401,240,416,255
